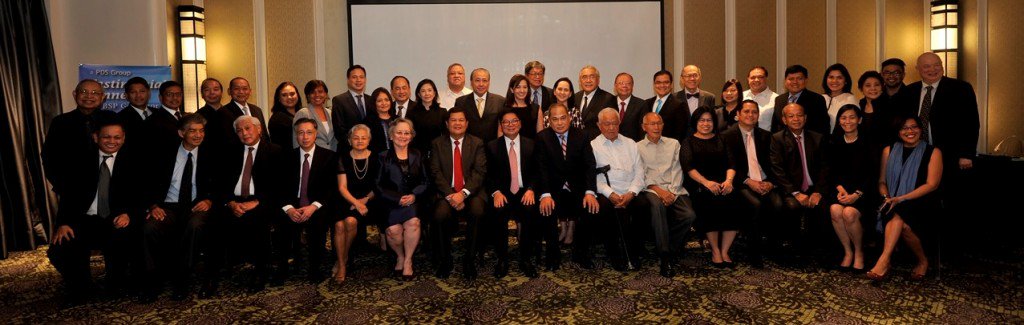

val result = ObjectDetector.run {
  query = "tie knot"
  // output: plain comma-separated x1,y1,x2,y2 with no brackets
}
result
187,152,193,159
248,146,255,152
102,155,112,161
476,98,484,103
454,140,460,146
510,140,515,146
304,153,310,159
686,93,699,99
926,85,934,91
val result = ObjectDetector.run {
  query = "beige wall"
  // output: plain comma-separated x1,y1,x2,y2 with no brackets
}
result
683,0,726,94
987,0,1023,151
836,0,876,97
787,0,826,94
736,0,777,92
205,0,256,104
265,0,316,102
885,0,925,85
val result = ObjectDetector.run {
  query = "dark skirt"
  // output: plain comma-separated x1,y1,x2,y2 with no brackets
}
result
692,190,745,232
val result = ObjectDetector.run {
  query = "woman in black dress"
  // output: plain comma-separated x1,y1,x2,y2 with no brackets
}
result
867,116,942,281
826,104,874,272
504,74,543,138
375,118,429,279
407,79,445,160
857,71,899,149
334,124,379,282
366,87,395,154
681,106,740,268
714,79,742,132
268,81,302,149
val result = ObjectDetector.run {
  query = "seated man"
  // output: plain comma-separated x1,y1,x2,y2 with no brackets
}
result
48,120,142,305
486,111,543,278
429,106,488,280
769,103,829,255
636,112,696,277
591,108,647,272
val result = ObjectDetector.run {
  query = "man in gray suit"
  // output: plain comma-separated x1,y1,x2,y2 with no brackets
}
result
573,65,616,137
675,65,716,115
454,68,506,143
330,65,369,146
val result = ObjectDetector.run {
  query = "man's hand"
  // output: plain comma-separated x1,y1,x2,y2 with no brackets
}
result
583,193,600,214
959,158,973,170
192,199,212,212
447,192,466,208
296,205,318,222
147,206,166,221
616,192,635,208
808,193,823,207
52,225,75,245
539,196,555,216
652,186,676,206
112,214,130,229
521,190,536,206
795,193,810,207
286,208,302,223
608,193,622,206
493,192,508,208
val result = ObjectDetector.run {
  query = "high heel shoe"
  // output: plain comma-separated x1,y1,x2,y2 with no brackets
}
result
865,269,889,281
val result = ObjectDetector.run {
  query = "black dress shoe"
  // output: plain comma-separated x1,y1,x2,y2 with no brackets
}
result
659,261,676,278
710,261,725,269
521,263,539,278
611,261,628,272
493,261,509,279
435,265,452,279
246,280,266,294
464,265,478,281
749,256,765,269
198,281,218,299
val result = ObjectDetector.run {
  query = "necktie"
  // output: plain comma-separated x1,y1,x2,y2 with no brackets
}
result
143,109,150,119
97,155,112,218
655,98,664,114
453,140,464,192
582,96,590,115
533,89,540,106
174,110,182,120
397,104,405,118
788,94,798,103
795,134,810,192
241,146,254,198
558,134,569,190
180,152,193,205
476,98,485,117
509,141,520,194
745,133,763,182
299,153,310,206
686,93,699,99
920,85,933,142
356,95,366,119
242,105,250,116
619,101,626,120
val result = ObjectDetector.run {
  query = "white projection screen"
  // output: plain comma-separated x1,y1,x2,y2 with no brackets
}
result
349,1,663,99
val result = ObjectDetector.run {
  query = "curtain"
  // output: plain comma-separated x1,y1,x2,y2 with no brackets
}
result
0,0,62,259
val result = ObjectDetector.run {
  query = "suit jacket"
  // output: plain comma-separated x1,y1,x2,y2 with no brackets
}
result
530,86,557,113
771,89,829,135
535,128,597,195
116,106,149,148
573,88,616,137
407,102,446,159
721,124,776,185
485,136,543,198
900,77,979,161
144,142,215,208
280,146,339,211
644,94,689,141
147,106,185,152
267,110,296,150
42,108,117,195
216,140,285,205
769,129,828,195
454,93,506,143
429,134,487,198
331,91,368,146
614,95,649,141
293,107,339,150
674,89,716,114
55,148,143,226
375,147,430,207
196,104,225,150
219,101,270,147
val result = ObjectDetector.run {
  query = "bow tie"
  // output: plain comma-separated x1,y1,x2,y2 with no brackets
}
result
686,93,699,99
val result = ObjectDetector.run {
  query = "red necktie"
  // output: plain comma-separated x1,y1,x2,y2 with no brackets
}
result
453,140,464,192
619,101,626,120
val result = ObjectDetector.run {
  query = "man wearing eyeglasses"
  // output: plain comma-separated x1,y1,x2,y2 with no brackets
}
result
525,61,555,114
675,65,716,115
43,79,117,197
147,81,188,151
880,58,907,102
485,111,542,278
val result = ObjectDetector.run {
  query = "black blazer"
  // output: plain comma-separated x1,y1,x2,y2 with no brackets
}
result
146,106,185,151
674,89,717,114
530,86,557,113
144,142,215,207
429,134,487,198
196,104,225,150
280,146,339,211
614,95,649,142
116,106,149,149
55,148,143,226
771,89,829,135
721,124,776,185
375,148,430,207
330,91,368,145
454,93,506,143
216,140,285,205
769,129,828,195
485,136,543,198
573,88,616,137
267,110,296,150
407,102,446,159
219,101,270,147
535,128,597,196
365,114,395,154
644,94,689,141
42,108,117,195
900,77,979,161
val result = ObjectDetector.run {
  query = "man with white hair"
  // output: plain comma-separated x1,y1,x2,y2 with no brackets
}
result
590,108,646,272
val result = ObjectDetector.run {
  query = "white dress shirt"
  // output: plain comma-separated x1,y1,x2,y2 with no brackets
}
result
87,150,118,215
233,141,260,197
234,101,252,116
530,87,545,109
743,88,778,131
395,100,411,118
282,146,323,212
637,136,688,196
349,90,366,113
684,89,700,114
651,94,670,114
791,131,813,196
740,127,769,181
164,144,198,203
440,86,472,110
131,106,149,120
617,96,632,116
591,135,645,197
161,105,180,119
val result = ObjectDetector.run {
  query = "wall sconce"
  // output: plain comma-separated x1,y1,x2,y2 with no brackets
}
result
930,0,959,78
178,5,207,113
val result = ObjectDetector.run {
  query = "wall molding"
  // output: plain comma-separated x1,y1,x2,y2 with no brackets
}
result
826,0,836,65
776,0,787,90
674,0,684,76
314,0,326,81
253,0,268,109
725,0,736,79
876,0,885,67
977,0,988,152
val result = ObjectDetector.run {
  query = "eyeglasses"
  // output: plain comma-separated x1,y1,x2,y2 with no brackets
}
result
901,125,920,131
682,74,700,79
501,119,521,126
881,71,904,77
76,89,103,96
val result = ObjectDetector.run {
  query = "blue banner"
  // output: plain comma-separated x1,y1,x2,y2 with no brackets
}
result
79,64,172,112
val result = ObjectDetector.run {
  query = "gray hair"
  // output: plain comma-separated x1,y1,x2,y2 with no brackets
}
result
233,115,262,131
348,124,372,144
388,118,416,138
598,107,620,122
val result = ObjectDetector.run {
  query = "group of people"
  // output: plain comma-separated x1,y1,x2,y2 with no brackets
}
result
42,51,977,305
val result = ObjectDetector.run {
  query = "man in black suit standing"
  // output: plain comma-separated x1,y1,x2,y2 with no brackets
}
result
139,114,214,302
525,61,555,113
612,73,648,141
535,103,600,270
117,77,153,149
201,115,284,297
880,58,908,103
454,68,506,143
48,120,141,305
272,118,339,285
391,75,415,119
196,78,226,150
43,79,117,197
147,81,187,151
219,77,270,147
675,65,717,116
330,65,369,147
645,70,689,140
486,111,543,278
429,107,488,280
771,65,829,135
573,65,615,137
769,103,829,254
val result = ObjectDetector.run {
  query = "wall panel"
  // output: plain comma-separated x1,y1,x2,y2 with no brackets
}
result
736,0,777,91
987,0,1023,152
683,0,726,94
884,0,924,84
265,0,317,101
786,0,826,93
206,0,256,100
836,0,876,97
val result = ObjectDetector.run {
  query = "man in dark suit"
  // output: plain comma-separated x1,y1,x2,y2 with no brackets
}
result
536,103,600,270
880,58,908,103
573,65,616,137
200,115,284,297
272,118,339,285
612,73,649,141
675,65,717,115
429,107,488,280
47,121,141,305
771,65,829,135
391,75,415,119
645,70,689,140
525,61,556,113
139,114,215,302
722,100,785,267
147,81,187,151
219,77,270,148
454,68,506,144
116,77,153,149
196,78,226,150
769,103,829,253
43,79,117,197
486,111,543,278
331,66,369,146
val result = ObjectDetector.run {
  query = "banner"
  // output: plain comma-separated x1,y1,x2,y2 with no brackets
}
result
79,64,172,112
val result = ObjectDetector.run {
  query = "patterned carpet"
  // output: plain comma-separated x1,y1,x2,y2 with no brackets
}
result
2,242,1022,324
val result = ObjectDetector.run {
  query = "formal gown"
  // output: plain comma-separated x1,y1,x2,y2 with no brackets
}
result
681,135,743,232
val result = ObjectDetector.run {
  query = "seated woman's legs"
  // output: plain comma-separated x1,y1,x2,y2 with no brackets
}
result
900,224,928,276
841,207,864,270
829,204,853,267
869,214,906,276
706,231,722,264
401,218,421,276
721,230,738,263
386,224,406,272
333,217,358,281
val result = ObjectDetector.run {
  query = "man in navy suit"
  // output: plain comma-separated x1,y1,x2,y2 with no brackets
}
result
330,65,369,148
771,65,829,135
645,70,689,140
